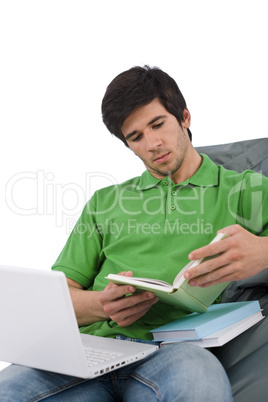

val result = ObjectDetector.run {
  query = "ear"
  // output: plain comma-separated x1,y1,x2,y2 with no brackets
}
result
182,108,191,128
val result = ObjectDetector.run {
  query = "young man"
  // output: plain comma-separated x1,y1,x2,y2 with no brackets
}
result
1,66,268,401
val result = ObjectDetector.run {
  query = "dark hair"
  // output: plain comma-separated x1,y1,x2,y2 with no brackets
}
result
101,65,192,146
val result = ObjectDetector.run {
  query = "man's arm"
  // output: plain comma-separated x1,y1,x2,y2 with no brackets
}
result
67,271,159,327
184,224,268,287
67,278,109,326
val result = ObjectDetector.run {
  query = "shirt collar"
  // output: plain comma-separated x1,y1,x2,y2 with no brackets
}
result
137,154,219,191
136,170,162,191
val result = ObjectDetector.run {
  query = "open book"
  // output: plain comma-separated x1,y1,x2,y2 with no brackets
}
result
106,233,229,313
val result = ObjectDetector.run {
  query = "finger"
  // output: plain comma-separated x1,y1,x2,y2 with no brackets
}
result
102,282,137,300
188,265,231,286
106,290,157,315
217,224,242,237
115,306,156,327
197,271,236,287
117,270,133,277
186,251,229,280
105,270,133,291
188,255,241,286
110,296,159,327
188,237,229,261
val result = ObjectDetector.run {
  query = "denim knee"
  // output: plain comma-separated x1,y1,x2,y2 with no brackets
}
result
125,343,233,402
0,364,87,402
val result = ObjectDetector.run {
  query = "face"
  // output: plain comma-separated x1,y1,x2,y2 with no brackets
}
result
121,99,191,182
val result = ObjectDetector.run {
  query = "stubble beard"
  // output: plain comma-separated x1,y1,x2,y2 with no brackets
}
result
144,156,185,179
144,134,189,179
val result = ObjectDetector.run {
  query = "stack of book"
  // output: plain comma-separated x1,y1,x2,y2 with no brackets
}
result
150,301,264,348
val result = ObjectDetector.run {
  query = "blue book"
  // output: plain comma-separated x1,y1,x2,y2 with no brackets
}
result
151,301,262,341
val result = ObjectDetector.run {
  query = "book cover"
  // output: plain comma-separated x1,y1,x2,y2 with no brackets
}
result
151,301,262,341
106,233,229,313
160,311,264,348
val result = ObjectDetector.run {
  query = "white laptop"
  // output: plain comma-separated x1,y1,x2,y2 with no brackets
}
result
0,265,158,378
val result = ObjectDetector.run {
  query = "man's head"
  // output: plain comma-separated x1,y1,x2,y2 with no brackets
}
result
101,65,192,147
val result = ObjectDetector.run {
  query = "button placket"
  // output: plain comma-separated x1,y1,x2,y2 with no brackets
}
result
170,187,176,212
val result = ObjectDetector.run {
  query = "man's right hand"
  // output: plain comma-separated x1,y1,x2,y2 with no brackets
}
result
98,271,159,327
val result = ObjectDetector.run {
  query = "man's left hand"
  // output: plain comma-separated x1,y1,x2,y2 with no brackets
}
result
184,224,268,287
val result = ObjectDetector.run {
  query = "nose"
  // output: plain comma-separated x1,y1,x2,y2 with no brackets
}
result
144,130,163,151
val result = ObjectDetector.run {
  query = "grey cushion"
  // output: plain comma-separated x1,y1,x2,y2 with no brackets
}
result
196,138,268,401
196,137,268,175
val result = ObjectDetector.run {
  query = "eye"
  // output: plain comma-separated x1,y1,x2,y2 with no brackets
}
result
152,122,164,129
132,134,142,142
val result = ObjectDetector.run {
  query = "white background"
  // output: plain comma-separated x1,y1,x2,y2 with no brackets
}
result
0,0,267,370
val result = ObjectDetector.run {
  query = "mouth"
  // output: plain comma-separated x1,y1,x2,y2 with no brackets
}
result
153,153,170,164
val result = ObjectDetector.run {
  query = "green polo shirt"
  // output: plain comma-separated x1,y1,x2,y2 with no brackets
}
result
52,154,268,340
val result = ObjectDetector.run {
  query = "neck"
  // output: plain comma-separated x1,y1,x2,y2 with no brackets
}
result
171,147,202,184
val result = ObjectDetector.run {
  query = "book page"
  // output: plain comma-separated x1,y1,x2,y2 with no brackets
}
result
106,274,173,290
172,233,228,289
173,259,202,288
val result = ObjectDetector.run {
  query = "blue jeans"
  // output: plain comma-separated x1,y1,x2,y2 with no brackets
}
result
0,343,232,401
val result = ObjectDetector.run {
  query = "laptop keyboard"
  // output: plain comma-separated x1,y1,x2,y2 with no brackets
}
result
84,347,123,367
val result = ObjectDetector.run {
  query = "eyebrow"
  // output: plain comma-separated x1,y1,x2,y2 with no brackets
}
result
124,115,167,141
